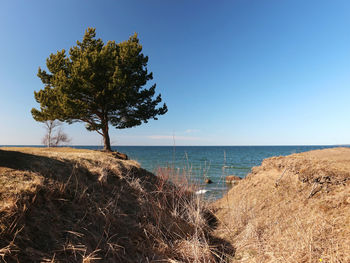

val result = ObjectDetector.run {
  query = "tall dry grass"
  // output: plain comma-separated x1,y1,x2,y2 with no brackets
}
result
214,148,350,263
0,147,233,262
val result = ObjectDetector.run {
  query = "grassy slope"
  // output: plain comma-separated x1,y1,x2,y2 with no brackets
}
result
0,147,232,262
3,147,348,262
214,147,350,262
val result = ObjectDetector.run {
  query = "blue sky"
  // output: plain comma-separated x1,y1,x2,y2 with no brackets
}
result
0,0,350,146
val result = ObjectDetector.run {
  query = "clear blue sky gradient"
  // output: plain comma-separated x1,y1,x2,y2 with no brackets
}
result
1,0,350,146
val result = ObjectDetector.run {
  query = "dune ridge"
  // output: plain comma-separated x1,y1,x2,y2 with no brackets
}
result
214,147,350,262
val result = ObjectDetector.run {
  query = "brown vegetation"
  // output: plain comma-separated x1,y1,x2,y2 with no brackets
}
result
214,147,350,262
0,147,232,262
3,146,348,262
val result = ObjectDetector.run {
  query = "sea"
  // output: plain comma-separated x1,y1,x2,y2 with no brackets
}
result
2,145,344,200
76,145,341,200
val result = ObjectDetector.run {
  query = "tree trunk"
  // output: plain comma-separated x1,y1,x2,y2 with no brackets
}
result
48,121,53,147
102,123,112,152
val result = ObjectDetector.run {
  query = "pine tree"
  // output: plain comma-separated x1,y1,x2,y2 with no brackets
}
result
32,28,167,151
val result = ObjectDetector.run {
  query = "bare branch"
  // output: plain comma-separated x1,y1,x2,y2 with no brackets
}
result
42,120,71,147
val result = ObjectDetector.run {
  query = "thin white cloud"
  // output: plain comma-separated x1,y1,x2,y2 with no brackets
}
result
185,129,200,133
148,135,202,141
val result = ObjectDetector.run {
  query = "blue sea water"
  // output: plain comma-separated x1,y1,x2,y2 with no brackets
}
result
1,145,343,200
73,145,340,200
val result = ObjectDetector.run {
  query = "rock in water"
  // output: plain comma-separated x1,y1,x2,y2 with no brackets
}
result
225,175,241,184
205,178,213,184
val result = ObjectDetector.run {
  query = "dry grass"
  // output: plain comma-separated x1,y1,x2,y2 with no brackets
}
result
214,147,350,262
0,147,233,262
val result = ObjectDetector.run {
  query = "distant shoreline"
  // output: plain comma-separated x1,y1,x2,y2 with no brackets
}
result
0,144,347,147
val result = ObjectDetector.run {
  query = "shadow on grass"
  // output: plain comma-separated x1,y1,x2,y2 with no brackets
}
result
0,149,92,184
0,149,235,262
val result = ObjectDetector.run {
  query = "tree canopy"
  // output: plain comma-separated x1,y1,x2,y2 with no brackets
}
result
32,28,167,151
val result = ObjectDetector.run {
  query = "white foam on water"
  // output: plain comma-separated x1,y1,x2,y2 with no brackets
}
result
195,189,209,195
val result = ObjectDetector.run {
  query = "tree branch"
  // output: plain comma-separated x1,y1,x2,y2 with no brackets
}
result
81,118,103,135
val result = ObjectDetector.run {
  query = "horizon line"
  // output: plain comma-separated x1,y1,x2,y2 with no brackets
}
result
1,144,348,147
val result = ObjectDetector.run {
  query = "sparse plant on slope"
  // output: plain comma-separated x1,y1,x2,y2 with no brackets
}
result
42,120,70,147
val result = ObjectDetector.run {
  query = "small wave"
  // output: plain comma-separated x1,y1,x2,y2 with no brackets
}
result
222,166,251,170
195,189,209,195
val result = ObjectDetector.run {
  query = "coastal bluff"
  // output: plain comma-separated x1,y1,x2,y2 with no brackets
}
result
0,147,231,262
1,147,349,262
213,147,350,262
